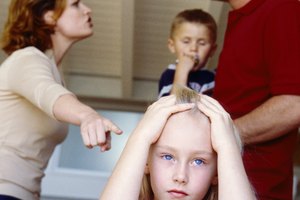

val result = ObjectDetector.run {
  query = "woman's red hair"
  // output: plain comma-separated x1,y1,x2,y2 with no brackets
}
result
1,0,66,55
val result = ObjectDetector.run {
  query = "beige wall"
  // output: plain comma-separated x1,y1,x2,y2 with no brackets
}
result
0,1,9,62
0,0,230,104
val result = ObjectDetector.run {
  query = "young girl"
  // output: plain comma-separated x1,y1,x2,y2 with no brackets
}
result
0,0,122,199
100,87,256,200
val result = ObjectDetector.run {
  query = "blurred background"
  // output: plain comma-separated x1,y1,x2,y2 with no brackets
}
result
0,0,229,103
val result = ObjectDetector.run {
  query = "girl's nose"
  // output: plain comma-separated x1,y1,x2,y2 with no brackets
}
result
172,163,189,184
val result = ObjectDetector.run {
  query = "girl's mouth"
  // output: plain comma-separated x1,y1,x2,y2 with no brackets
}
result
168,189,188,198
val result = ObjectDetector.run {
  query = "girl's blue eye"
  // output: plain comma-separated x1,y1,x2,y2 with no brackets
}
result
162,155,173,161
194,159,204,166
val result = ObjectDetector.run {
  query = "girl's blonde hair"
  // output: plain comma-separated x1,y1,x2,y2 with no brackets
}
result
139,86,242,200
174,85,242,152
1,0,66,55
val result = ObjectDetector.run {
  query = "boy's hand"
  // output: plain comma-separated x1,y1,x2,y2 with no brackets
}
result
177,52,199,73
172,52,201,92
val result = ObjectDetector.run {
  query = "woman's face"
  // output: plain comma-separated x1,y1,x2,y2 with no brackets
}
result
54,0,93,42
147,111,217,200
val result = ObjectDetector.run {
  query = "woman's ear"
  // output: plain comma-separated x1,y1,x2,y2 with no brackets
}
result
168,38,176,54
43,10,56,25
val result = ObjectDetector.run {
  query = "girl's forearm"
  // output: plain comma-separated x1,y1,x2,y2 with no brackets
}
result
100,132,150,200
217,148,256,200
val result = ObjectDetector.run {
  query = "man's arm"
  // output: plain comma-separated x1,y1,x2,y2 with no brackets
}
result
234,95,300,145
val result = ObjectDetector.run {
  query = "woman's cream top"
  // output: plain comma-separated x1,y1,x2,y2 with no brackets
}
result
0,47,73,200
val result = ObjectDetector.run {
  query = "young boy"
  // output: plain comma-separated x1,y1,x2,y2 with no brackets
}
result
158,9,217,98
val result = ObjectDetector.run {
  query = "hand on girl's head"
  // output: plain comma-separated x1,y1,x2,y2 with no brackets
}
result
134,95,194,144
197,95,240,153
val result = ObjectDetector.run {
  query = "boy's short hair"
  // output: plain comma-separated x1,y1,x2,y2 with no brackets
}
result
170,9,217,43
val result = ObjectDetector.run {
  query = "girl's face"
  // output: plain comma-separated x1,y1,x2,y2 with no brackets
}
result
168,22,216,71
147,111,217,200
55,0,93,42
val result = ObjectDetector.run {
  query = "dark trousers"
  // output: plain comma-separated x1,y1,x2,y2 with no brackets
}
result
0,195,21,200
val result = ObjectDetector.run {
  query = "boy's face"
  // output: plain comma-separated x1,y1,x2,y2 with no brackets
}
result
168,22,216,71
147,111,217,200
